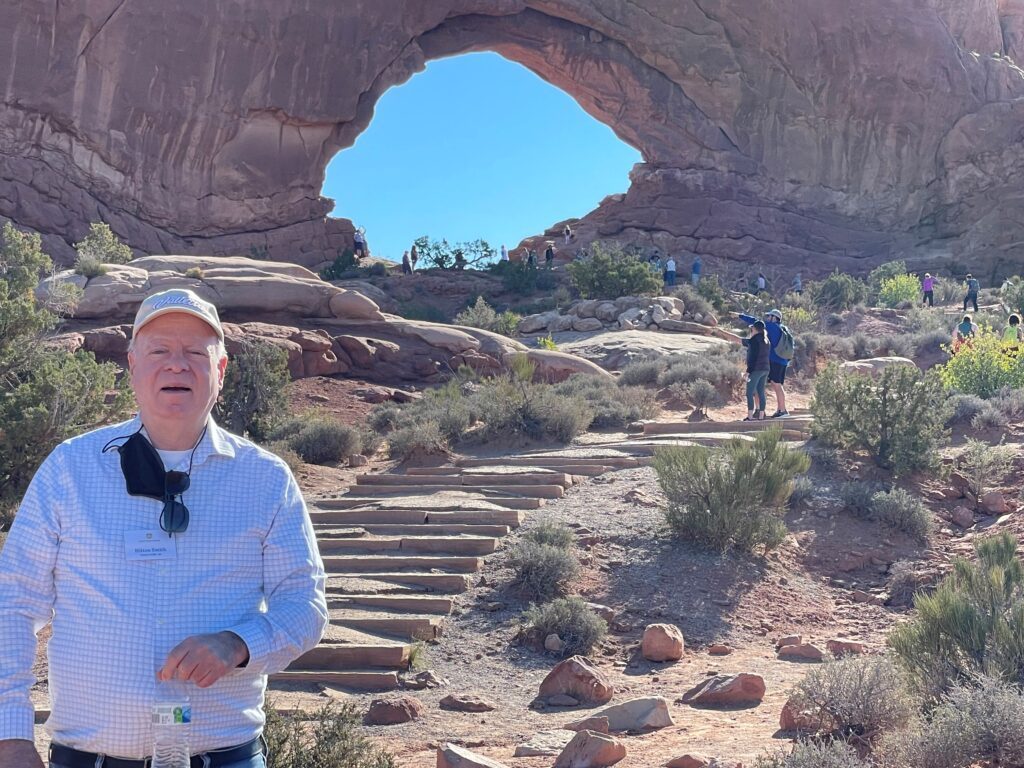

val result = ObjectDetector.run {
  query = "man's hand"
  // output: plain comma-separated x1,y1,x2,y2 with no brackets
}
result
0,739,43,768
158,631,249,689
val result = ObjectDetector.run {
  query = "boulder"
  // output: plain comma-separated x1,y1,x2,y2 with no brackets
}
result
564,716,611,734
681,674,766,707
550,315,576,332
614,297,644,312
515,730,576,757
512,350,615,383
364,695,423,725
576,300,601,318
779,696,819,731
981,491,1010,515
952,505,975,528
775,635,802,649
440,694,496,712
777,643,825,662
651,304,669,324
594,302,619,322
666,757,711,768
839,357,917,377
437,744,510,768
641,624,685,662
538,656,614,706
591,697,674,732
520,311,560,334
707,645,734,656
573,316,605,332
82,325,130,357
826,639,865,657
553,730,626,768
617,308,644,325
545,634,566,653
329,288,385,320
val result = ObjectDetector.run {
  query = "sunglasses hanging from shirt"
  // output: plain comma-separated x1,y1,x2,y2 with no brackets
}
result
103,426,206,536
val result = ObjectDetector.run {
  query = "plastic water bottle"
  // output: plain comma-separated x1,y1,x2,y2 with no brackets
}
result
151,697,191,768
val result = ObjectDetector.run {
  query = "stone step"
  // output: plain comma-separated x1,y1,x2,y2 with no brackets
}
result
269,669,399,691
327,572,471,594
354,523,511,538
315,495,544,510
427,510,524,526
311,508,426,525
327,593,454,614
642,417,814,435
312,508,522,527
317,535,497,556
323,555,483,573
329,608,444,640
406,465,610,478
349,484,565,499
358,471,572,488
292,626,412,669
458,455,640,469
356,474,464,486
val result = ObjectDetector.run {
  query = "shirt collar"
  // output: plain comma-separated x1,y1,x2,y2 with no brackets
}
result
126,414,236,465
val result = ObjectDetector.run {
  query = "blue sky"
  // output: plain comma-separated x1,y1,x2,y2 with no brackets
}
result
322,52,642,263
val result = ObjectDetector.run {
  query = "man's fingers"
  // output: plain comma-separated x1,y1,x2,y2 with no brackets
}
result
158,639,193,681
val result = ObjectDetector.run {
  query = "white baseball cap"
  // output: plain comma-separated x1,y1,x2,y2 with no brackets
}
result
132,288,224,341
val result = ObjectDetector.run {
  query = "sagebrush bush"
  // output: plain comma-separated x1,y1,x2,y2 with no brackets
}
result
473,374,593,443
264,699,396,768
946,393,987,425
840,482,879,519
536,334,559,351
877,333,914,358
812,271,869,311
676,378,722,417
367,403,403,434
782,305,820,333
618,359,664,387
1001,275,1024,316
972,386,1024,430
659,352,742,390
957,438,1014,506
879,677,1024,768
939,330,1024,398
524,522,576,550
553,375,658,428
888,533,1024,697
870,488,932,540
755,741,870,768
811,364,947,475
672,283,714,317
264,441,304,474
850,332,876,360
184,266,203,279
386,420,448,460
508,540,580,601
566,242,661,299
868,260,909,295
789,656,915,741
454,296,521,337
214,340,290,440
888,560,923,607
285,418,361,465
789,475,814,508
523,597,607,656
654,429,810,553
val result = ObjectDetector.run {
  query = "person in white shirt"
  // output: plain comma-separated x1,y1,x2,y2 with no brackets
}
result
500,244,508,262
0,288,328,768
664,257,677,287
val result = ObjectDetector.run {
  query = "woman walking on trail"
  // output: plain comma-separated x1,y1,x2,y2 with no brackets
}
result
742,320,771,421
921,273,936,306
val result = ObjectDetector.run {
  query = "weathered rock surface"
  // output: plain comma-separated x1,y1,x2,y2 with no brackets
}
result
6,2,1024,276
364,695,423,725
839,357,918,377
591,696,674,732
437,744,510,768
777,643,825,662
538,656,615,706
682,673,766,707
515,730,576,757
641,624,685,662
553,730,626,768
440,694,497,712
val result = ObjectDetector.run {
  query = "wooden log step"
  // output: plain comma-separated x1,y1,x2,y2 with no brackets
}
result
326,572,470,595
327,594,454,614
322,555,483,574
269,669,398,691
317,536,497,556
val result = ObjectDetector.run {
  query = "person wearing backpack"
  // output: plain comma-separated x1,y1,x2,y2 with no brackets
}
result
964,273,980,312
738,308,793,417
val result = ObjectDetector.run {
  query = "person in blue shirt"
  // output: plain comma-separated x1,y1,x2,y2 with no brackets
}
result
691,256,702,286
737,308,790,417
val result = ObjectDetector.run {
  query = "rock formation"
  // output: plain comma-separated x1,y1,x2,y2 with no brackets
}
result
3,1,1024,278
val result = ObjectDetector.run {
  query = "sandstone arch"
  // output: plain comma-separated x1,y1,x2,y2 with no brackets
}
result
2,0,1024,276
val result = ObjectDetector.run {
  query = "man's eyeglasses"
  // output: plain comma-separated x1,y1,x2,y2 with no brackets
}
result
160,470,190,535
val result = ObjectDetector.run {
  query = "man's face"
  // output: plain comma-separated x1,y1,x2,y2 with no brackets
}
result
128,313,227,424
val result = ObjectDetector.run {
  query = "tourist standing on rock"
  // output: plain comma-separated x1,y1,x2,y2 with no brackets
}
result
500,244,508,262
756,272,767,293
402,250,412,275
0,288,328,768
664,256,677,287
792,273,803,296
410,244,419,270
527,248,537,268
564,225,573,245
353,228,366,259
649,253,661,274
544,243,555,269
737,308,792,418
691,256,702,286
964,273,980,312
741,320,771,421
922,273,936,307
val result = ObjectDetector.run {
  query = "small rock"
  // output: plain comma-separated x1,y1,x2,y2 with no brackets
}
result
440,694,496,712
539,656,615,706
591,697,674,732
707,644,734,656
348,453,368,467
624,488,660,507
364,695,423,725
554,729,627,768
587,603,617,623
545,634,566,653
779,696,819,732
777,643,825,662
642,624,685,662
826,639,865,657
564,716,610,734
482,601,504,612
437,743,510,768
775,634,802,649
666,757,709,768
548,694,581,707
851,589,883,606
682,673,766,707
952,506,975,528
515,730,576,757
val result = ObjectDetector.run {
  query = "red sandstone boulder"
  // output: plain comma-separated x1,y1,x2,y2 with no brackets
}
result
777,643,825,662
642,624,685,662
437,744,510,768
553,730,626,768
682,674,766,707
539,656,614,706
364,695,423,725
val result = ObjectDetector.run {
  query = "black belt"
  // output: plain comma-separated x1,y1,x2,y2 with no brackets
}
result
49,737,263,768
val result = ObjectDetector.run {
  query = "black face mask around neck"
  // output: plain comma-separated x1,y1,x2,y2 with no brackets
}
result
116,430,168,501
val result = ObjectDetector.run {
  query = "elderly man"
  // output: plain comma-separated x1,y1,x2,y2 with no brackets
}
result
0,288,328,768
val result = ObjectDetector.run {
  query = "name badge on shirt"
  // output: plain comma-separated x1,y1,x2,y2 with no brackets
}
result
124,529,177,561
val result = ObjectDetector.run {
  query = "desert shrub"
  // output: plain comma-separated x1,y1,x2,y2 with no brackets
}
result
910,329,952,358
523,597,607,656
789,656,915,742
287,417,361,465
782,305,819,333
696,274,729,311
840,482,880,519
508,540,580,601
359,427,383,457
811,364,947,475
320,250,358,280
454,296,521,337
364,263,388,278
213,340,289,440
946,393,987,425
618,359,664,387
957,439,1014,506
536,334,559,351
810,444,840,471
553,375,658,428
675,379,722,417
938,330,1024,398
73,222,132,277
876,333,914,358
184,266,203,279
870,488,932,540
972,386,1024,430
264,699,396,768
415,381,476,442
659,352,742,391
366,403,402,434
386,420,448,460
878,274,920,308
755,741,870,768
850,332,876,360
566,242,661,299
888,560,924,607
879,677,1024,768
396,301,448,323
1000,275,1024,316
812,271,869,311
868,260,909,294
472,370,593,444
888,533,1024,697
654,429,810,553
789,475,814,508
264,441,304,474
672,283,714,317
525,522,575,550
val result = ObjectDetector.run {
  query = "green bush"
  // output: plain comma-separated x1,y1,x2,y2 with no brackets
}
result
386,420,448,460
658,351,742,391
396,301,448,323
671,284,714,317
788,475,814,508
938,330,1024,398
888,533,1024,697
523,597,607,657
957,439,1014,507
286,417,361,465
676,379,722,417
508,540,580,601
788,655,915,741
367,403,403,434
840,481,880,519
878,677,1024,768
472,370,593,443
524,522,576,550
870,488,932,540
812,271,869,311
946,394,987,425
781,305,820,333
755,741,870,768
972,387,1024,430
454,296,521,337
654,429,810,553
214,340,290,441
868,260,909,296
264,699,396,768
1000,275,1024,316
73,222,132,277
553,375,658,428
618,359,664,387
414,235,494,270
536,334,558,351
184,266,204,279
319,250,358,281
566,242,661,299
811,364,948,475
695,274,729,311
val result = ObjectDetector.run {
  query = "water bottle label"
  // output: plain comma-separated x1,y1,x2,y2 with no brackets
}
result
152,702,192,725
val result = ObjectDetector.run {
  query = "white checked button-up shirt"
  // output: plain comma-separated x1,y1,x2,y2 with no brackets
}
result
0,417,328,758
